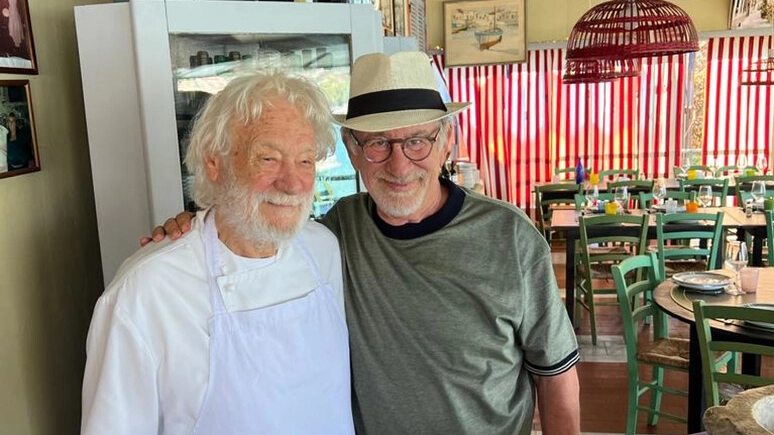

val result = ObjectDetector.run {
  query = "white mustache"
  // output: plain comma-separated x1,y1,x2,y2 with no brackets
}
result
256,192,311,206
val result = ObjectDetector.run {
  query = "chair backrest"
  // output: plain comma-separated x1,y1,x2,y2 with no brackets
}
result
679,178,729,205
714,165,741,177
655,211,725,272
734,175,774,203
579,214,649,276
612,253,667,351
534,183,581,233
692,300,774,407
638,190,695,209
766,211,774,266
599,168,640,180
554,167,576,179
574,192,616,210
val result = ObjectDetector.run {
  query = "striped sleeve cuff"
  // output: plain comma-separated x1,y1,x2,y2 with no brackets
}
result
524,349,580,376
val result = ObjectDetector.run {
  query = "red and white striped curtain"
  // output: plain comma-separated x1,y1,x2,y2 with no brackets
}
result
432,50,692,210
703,36,774,169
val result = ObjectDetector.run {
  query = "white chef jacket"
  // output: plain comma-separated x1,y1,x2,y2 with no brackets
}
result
81,211,344,435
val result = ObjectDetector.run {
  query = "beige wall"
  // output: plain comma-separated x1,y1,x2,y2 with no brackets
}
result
0,0,108,434
425,0,732,51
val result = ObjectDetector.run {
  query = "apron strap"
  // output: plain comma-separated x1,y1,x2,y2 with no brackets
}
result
293,237,326,289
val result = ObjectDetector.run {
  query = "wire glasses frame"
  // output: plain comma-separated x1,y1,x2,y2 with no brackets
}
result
349,128,441,163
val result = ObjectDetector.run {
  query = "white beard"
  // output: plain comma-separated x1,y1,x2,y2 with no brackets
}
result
215,170,313,246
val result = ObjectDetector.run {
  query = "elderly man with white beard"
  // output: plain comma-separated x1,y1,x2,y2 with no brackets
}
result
81,73,354,435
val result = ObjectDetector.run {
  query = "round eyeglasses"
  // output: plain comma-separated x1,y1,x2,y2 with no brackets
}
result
350,129,441,163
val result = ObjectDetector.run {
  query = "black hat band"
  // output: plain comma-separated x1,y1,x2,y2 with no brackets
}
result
345,88,447,119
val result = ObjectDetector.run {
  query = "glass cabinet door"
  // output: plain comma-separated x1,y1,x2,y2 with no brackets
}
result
169,32,358,217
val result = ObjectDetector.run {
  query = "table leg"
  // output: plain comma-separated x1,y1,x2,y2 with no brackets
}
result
687,325,705,434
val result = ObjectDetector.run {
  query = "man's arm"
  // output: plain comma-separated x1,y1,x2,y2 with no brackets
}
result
533,366,581,435
82,299,159,434
140,211,195,246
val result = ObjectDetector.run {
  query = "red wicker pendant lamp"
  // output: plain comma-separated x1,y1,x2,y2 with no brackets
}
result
563,0,698,83
563,58,642,83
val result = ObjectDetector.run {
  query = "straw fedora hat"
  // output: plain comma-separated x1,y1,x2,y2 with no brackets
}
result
333,51,471,132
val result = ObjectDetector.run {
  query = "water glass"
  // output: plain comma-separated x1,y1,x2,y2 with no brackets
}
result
751,180,766,204
698,185,713,208
725,241,748,295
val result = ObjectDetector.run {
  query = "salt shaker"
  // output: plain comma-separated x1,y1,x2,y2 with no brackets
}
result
745,200,753,218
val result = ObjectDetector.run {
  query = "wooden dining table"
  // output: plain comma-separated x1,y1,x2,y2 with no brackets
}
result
653,268,774,434
550,207,744,323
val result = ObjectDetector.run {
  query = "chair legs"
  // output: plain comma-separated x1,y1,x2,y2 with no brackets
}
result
625,370,639,435
647,366,665,426
575,280,599,345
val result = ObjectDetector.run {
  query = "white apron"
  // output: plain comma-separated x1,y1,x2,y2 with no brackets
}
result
192,213,354,434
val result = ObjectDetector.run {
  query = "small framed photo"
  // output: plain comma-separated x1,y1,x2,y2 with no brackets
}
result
443,0,526,67
729,0,772,29
0,80,39,178
0,0,37,74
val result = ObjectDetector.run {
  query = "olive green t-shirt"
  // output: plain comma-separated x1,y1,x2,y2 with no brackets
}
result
321,179,578,435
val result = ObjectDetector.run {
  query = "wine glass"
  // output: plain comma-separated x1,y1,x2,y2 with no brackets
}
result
751,180,766,205
698,185,713,208
584,183,599,212
757,155,768,175
738,154,749,172
725,241,748,295
651,180,666,208
614,186,629,213
679,149,691,178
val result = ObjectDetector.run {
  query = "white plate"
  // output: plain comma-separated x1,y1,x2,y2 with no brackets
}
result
672,271,732,291
742,303,774,330
654,204,687,213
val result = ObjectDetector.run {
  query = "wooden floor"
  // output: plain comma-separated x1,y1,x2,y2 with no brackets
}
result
537,240,774,435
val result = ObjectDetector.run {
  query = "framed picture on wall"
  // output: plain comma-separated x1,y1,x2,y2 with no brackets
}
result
0,80,39,179
443,0,526,67
0,0,38,74
729,0,773,29
380,0,395,36
393,0,409,37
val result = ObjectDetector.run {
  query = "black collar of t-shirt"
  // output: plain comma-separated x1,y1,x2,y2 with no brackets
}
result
370,178,465,240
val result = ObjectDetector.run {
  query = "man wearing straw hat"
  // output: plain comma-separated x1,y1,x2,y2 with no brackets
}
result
146,51,580,435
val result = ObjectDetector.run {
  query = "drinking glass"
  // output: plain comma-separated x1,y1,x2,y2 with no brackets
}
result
614,186,629,212
584,184,599,212
652,181,666,207
751,180,766,204
698,185,713,208
725,241,748,295
757,155,768,175
738,154,749,170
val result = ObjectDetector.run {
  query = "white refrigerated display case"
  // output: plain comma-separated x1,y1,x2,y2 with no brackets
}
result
75,0,383,285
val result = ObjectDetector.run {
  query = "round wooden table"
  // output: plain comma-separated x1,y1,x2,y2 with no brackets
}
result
653,268,774,434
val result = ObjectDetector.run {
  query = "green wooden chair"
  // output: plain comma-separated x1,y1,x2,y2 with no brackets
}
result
715,165,741,177
679,178,729,206
577,214,649,345
734,175,774,204
766,211,774,266
611,253,688,435
607,179,654,209
599,168,640,180
554,166,577,181
573,192,615,210
534,183,581,242
638,191,695,209
655,211,725,276
673,165,714,178
693,300,774,407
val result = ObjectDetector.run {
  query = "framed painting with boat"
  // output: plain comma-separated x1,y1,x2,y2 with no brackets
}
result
443,0,526,67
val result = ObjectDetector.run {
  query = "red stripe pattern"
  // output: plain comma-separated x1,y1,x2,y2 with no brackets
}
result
432,49,692,210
